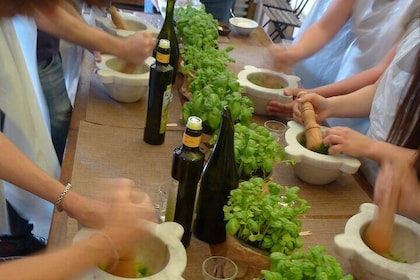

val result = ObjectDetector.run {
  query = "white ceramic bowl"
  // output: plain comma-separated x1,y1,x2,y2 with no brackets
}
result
95,13,159,38
96,55,155,103
238,65,300,115
335,203,420,280
284,121,361,185
229,17,258,36
73,222,187,280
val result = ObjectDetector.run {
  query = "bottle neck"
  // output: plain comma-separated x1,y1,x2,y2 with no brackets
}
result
163,0,175,26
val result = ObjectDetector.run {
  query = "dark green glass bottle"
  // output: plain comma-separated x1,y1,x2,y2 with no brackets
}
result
166,116,205,247
154,0,179,84
193,106,239,244
144,39,173,145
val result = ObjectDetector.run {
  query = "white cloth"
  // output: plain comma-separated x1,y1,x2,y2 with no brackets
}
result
0,16,60,239
293,0,355,89
360,13,420,186
327,0,415,133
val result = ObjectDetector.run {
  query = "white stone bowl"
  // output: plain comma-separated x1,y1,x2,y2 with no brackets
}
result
229,17,258,36
335,203,420,280
96,55,155,103
238,65,300,115
95,13,159,38
284,121,361,185
73,222,187,280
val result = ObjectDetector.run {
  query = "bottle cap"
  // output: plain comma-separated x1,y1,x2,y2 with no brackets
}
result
159,39,171,49
187,116,202,130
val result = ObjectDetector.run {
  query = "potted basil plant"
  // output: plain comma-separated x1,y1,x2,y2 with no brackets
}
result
223,177,309,277
234,123,293,180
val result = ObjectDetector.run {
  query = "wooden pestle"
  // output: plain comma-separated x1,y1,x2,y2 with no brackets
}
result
108,6,138,74
363,166,398,254
297,91,324,151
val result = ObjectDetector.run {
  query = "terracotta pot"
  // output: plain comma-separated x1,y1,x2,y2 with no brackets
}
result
225,235,270,280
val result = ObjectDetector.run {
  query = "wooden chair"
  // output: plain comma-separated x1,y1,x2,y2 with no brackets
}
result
262,0,309,40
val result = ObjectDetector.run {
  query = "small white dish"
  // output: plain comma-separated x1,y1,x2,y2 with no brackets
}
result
229,17,258,36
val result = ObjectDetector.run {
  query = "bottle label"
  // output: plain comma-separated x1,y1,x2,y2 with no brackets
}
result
160,85,173,133
183,134,201,148
156,52,170,64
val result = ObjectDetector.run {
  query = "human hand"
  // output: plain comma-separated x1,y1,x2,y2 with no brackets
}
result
64,178,157,235
120,31,156,64
268,44,299,73
266,100,295,118
98,179,156,260
375,157,420,220
292,92,330,123
323,126,374,157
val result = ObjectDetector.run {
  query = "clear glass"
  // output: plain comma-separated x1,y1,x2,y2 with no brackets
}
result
202,256,238,280
155,180,174,223
264,120,286,142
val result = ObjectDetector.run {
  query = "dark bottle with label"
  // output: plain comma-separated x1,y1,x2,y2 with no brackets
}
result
154,0,179,84
193,106,239,244
144,39,174,145
166,116,205,247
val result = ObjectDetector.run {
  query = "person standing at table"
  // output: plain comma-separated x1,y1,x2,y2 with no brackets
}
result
0,0,156,258
200,0,235,22
289,8,419,187
267,0,415,134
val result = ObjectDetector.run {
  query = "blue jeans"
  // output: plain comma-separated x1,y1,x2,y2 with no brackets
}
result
37,53,72,164
144,0,157,14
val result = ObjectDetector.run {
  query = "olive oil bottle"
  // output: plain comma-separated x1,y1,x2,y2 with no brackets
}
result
193,106,239,244
144,39,173,145
154,0,179,84
166,116,205,247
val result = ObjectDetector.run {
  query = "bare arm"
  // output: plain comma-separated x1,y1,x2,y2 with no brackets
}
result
268,0,354,71
1,234,116,280
312,40,398,97
33,3,155,64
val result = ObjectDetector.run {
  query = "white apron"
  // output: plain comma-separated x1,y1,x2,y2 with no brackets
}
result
0,16,60,239
360,14,420,186
328,0,415,133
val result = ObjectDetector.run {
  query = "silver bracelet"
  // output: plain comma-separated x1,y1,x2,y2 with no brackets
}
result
56,183,72,212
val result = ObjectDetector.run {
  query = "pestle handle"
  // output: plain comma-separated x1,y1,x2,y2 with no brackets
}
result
108,6,137,74
111,259,137,278
363,164,398,254
108,6,129,30
297,91,323,151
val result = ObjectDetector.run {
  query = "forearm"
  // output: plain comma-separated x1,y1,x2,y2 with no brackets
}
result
367,142,417,167
327,84,376,118
313,41,397,98
1,234,116,280
313,67,383,97
291,0,353,61
0,133,64,204
34,5,126,59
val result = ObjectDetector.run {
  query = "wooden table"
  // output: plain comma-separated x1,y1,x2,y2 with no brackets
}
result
48,15,373,279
